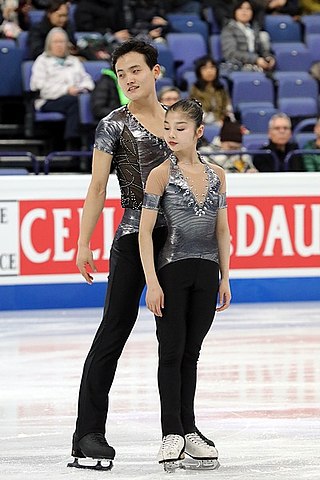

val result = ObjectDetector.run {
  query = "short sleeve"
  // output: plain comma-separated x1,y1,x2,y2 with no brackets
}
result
145,161,170,196
94,116,123,155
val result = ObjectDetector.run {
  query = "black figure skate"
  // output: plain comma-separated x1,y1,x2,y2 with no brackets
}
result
157,434,186,473
67,432,115,471
183,428,220,470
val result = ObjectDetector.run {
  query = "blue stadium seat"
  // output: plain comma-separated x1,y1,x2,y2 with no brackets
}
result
241,107,279,133
276,73,318,101
156,44,175,78
293,117,317,135
264,14,302,42
0,38,16,49
275,48,314,71
301,14,320,35
203,124,221,142
28,9,45,25
156,76,174,92
82,60,110,82
278,97,318,118
166,32,208,84
16,30,30,60
305,33,320,63
232,76,274,112
293,132,316,148
170,18,209,42
242,133,269,149
0,46,23,97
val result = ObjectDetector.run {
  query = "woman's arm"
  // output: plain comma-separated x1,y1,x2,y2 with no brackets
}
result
139,207,164,317
216,206,231,311
76,148,113,283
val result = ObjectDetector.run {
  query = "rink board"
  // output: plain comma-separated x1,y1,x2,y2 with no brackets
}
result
0,173,319,310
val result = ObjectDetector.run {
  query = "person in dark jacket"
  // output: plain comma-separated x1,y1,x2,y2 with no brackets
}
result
91,68,128,123
28,0,77,59
253,113,304,172
74,0,130,43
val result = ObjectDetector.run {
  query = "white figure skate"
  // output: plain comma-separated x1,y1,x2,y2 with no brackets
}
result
184,429,220,470
157,434,185,473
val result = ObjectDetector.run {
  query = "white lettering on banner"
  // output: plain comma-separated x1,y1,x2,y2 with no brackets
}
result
21,209,50,263
294,204,320,257
236,206,264,256
0,201,19,275
235,203,320,260
0,253,17,270
263,205,294,257
0,207,8,224
52,208,75,261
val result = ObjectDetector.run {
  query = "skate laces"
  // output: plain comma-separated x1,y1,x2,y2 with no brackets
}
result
162,435,182,451
186,432,212,450
90,433,108,446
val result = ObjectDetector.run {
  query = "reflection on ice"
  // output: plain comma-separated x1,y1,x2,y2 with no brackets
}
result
0,302,319,479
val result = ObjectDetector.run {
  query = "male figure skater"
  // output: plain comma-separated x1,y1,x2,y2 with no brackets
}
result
68,39,171,470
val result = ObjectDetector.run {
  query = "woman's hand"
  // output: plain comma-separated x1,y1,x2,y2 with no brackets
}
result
146,281,164,317
216,278,231,312
76,245,97,284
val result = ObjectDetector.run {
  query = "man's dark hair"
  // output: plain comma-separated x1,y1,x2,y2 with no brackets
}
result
112,39,158,72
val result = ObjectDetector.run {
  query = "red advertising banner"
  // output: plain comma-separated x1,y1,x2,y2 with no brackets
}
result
19,199,122,275
18,195,320,276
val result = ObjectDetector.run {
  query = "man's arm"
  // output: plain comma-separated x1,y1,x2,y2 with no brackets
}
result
76,148,113,283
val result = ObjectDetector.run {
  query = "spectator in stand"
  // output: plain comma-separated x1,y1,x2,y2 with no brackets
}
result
127,1,169,44
91,67,129,123
158,85,181,107
205,0,300,29
221,0,275,73
74,0,130,53
302,117,320,171
300,0,320,13
253,113,304,172
28,0,77,59
199,117,257,172
30,27,94,151
189,55,234,126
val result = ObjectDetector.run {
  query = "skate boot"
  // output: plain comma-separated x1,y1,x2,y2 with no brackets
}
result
184,429,220,470
157,434,185,473
67,432,115,471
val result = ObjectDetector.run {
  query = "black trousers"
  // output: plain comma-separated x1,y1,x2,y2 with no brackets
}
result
75,228,167,439
156,259,219,437
41,94,80,140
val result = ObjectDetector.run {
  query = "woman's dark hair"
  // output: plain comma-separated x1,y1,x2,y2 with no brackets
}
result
112,39,158,72
46,0,68,14
193,55,224,91
166,99,203,129
232,0,255,20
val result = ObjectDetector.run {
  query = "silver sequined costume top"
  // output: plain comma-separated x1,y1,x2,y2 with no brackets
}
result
143,154,227,270
94,105,171,239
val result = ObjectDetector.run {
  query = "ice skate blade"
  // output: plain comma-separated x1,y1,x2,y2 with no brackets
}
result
183,458,220,470
162,460,184,473
67,457,113,471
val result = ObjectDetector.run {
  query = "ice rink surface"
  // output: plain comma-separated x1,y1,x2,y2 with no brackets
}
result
0,302,319,480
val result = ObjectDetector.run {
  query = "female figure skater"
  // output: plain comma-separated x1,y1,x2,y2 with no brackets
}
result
139,99,231,471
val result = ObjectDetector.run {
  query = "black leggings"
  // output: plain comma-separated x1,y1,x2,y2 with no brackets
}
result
75,228,167,439
156,259,219,437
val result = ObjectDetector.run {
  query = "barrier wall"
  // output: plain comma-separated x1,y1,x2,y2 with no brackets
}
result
0,173,319,310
